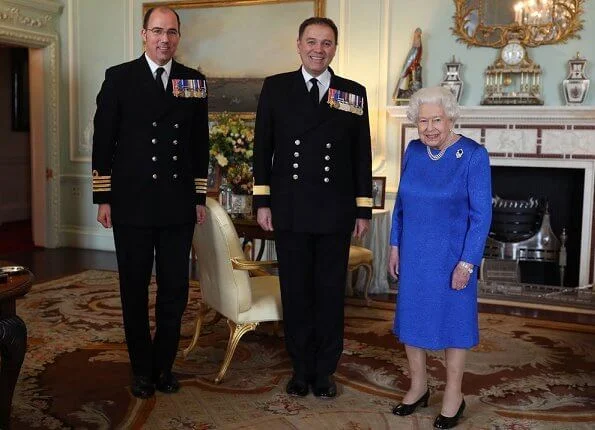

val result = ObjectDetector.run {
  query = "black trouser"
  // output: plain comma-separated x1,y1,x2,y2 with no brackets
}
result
113,223,194,378
274,230,351,380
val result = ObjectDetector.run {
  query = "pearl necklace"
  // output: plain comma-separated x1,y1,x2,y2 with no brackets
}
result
426,133,458,161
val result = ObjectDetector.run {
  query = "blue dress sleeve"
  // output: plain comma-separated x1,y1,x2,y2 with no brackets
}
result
389,142,413,247
461,145,492,266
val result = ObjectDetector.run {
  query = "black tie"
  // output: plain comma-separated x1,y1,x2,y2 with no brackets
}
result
155,67,165,93
309,77,319,106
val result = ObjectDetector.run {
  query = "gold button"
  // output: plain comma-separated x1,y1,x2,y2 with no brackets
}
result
151,138,157,144
152,121,157,127
152,174,157,179
324,166,330,171
294,152,299,157
293,174,299,180
173,155,178,161
172,139,178,145
173,173,178,179
173,123,179,128
324,177,330,183
326,143,332,148
324,155,330,161
293,163,299,168
295,139,301,145
152,156,157,162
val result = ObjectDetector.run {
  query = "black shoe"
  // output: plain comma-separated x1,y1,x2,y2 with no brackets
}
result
131,375,155,399
286,375,309,396
392,389,430,416
312,375,337,398
155,372,180,394
433,399,465,429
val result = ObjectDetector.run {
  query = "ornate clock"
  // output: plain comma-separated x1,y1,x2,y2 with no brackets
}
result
482,36,543,105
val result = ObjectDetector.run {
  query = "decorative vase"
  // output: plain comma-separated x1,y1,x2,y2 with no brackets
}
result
440,56,464,102
562,52,590,105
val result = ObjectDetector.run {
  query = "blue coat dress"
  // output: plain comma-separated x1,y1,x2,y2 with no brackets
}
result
390,136,492,350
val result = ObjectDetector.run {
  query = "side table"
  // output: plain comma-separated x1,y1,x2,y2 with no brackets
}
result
0,265,33,429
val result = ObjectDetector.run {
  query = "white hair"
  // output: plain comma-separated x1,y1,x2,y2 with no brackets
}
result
406,86,460,123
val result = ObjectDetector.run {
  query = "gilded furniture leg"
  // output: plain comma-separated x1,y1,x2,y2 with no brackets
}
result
183,302,211,358
214,320,259,384
361,264,374,304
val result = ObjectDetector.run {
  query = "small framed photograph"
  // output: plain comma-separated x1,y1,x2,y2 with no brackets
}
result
207,159,221,195
372,176,386,209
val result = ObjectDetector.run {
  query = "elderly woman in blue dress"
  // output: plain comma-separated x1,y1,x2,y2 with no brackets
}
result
388,86,492,429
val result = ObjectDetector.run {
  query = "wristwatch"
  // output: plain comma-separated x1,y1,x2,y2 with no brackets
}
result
459,261,474,274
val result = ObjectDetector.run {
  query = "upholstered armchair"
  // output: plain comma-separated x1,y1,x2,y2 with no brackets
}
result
347,245,374,303
184,198,282,383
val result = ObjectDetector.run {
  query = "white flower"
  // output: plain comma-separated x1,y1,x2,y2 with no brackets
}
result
215,154,228,167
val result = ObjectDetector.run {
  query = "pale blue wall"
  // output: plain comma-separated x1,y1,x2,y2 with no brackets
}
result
388,0,594,106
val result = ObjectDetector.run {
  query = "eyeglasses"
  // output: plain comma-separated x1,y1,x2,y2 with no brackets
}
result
146,27,179,37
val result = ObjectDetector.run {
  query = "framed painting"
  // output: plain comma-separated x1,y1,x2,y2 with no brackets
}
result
143,0,326,114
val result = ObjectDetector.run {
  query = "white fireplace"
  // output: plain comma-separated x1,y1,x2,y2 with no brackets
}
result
387,105,595,287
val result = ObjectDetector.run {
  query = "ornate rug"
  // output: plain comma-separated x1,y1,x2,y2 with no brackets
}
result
12,270,595,429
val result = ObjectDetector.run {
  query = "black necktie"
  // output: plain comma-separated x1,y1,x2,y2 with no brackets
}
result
155,67,165,93
309,77,319,106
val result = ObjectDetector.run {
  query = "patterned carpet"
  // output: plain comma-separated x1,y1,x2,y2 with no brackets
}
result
11,270,595,429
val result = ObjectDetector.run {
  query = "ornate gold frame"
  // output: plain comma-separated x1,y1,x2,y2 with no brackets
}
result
451,0,584,48
143,0,325,17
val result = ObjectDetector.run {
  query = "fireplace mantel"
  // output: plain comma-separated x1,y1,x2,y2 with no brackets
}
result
387,105,595,124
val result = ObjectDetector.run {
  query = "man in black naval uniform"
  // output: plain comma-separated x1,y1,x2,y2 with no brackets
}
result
92,6,209,399
253,17,373,398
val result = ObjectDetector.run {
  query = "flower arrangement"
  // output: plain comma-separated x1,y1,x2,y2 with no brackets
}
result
209,113,254,169
209,113,255,195
226,162,254,195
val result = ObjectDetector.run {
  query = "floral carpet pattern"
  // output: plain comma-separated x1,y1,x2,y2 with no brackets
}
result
11,270,595,429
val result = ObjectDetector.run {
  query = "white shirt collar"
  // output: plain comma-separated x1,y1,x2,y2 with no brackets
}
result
144,53,172,78
301,66,331,91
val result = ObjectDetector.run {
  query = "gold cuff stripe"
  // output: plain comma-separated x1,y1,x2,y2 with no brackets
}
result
253,185,270,195
196,190,207,194
93,187,111,192
195,178,208,183
356,197,373,207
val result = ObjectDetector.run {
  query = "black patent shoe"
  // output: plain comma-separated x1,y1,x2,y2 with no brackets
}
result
155,372,180,394
392,389,430,416
433,399,465,429
312,375,337,398
131,375,155,399
286,375,309,396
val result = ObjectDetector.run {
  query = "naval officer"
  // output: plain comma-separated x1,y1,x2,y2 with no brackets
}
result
92,6,209,399
253,16,373,398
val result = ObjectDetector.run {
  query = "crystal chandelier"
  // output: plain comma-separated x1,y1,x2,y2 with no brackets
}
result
514,0,553,26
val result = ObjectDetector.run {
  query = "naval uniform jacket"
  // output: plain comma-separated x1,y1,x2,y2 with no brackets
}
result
92,55,209,226
253,68,373,232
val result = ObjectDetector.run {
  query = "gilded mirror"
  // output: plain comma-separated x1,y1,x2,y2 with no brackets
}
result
451,0,584,47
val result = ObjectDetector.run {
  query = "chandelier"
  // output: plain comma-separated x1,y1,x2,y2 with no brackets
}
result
514,0,553,26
